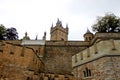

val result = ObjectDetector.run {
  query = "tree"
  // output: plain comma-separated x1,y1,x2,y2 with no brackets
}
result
4,27,19,40
0,24,6,40
92,13,120,32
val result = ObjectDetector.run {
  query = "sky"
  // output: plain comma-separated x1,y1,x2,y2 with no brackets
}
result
0,0,120,40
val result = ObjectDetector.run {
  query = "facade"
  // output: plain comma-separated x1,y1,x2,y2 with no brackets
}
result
0,19,120,80
72,33,120,80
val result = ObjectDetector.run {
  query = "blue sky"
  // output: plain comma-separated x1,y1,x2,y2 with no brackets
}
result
0,0,120,40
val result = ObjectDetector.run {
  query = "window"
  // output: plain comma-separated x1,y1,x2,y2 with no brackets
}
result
61,38,64,41
87,48,90,57
0,44,3,52
94,44,98,54
83,68,92,77
81,53,83,60
21,46,25,57
10,45,16,55
89,37,91,40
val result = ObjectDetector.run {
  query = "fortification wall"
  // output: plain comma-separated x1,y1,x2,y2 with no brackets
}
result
46,41,90,46
43,41,89,75
0,42,44,80
72,39,120,80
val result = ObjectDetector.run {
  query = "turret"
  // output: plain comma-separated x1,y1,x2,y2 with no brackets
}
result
84,28,94,41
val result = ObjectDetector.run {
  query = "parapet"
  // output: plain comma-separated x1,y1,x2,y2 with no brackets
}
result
21,40,45,46
72,38,120,68
90,32,120,44
46,41,90,47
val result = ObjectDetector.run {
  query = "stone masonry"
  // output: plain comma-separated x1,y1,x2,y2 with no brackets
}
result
72,33,120,80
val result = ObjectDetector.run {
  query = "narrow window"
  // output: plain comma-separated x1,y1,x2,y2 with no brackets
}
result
83,68,92,77
87,48,90,57
21,46,25,57
89,37,91,40
86,68,89,77
83,71,86,77
94,43,98,54
86,37,88,41
88,69,91,76
81,52,83,60
0,45,3,53
10,45,16,55
61,38,64,41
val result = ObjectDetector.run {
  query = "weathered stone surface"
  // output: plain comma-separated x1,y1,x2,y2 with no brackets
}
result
44,45,86,74
72,39,120,80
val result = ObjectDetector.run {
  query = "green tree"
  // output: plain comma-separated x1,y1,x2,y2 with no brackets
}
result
92,13,120,32
5,27,19,40
0,24,6,40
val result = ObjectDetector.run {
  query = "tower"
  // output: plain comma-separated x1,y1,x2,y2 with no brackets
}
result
50,19,69,41
84,28,94,41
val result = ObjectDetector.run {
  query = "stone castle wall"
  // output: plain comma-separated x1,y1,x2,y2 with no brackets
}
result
0,41,44,80
73,56,120,80
43,41,89,75
72,39,120,80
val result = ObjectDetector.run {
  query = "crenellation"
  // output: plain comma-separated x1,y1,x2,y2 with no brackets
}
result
72,39,120,67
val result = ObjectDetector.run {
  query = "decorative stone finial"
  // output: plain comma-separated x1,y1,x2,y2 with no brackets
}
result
51,23,53,28
25,32,27,36
35,34,38,40
23,32,30,40
66,23,68,28
56,18,62,25
57,18,60,23
43,31,46,40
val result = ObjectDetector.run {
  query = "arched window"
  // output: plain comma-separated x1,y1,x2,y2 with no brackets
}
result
83,67,92,77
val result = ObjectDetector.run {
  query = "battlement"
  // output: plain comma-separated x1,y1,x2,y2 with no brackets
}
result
90,32,120,44
72,39,120,68
46,41,90,47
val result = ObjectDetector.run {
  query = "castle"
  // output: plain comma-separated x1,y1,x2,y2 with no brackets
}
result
0,19,120,80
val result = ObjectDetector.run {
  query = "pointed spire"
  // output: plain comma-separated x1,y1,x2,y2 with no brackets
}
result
56,18,61,24
51,23,53,28
25,32,28,36
44,31,46,37
57,18,60,23
86,28,91,34
66,23,68,28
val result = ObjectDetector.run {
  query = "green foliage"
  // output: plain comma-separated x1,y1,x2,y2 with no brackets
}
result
92,13,120,32
5,27,19,40
0,24,19,40
0,24,6,40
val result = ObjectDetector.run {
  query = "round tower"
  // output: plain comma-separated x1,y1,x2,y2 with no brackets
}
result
84,28,94,41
